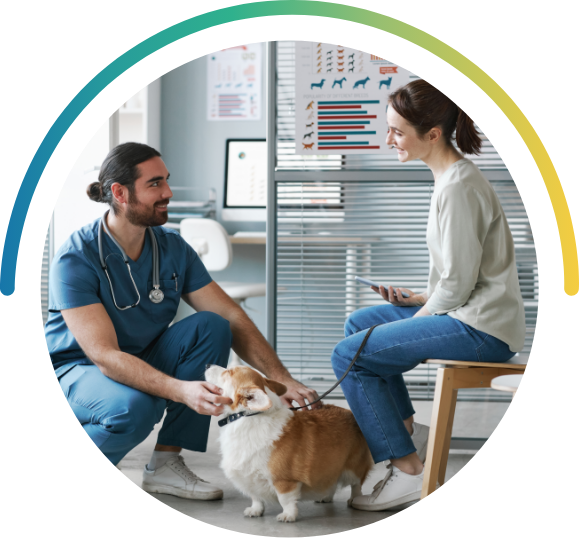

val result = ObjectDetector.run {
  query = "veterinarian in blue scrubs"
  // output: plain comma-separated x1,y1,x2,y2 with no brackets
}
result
46,142,319,501
331,80,526,511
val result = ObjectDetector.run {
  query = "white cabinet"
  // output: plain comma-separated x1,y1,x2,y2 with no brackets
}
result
52,79,162,252
117,79,161,149
53,119,110,252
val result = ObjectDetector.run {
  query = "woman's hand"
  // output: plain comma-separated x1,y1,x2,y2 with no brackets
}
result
371,285,427,307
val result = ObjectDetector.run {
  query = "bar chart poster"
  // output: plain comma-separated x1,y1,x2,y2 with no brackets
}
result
207,43,262,121
294,42,414,154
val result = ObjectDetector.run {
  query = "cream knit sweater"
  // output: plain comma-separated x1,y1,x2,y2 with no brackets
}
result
424,158,526,352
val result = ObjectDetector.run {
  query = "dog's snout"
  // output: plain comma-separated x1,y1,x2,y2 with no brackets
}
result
205,364,213,371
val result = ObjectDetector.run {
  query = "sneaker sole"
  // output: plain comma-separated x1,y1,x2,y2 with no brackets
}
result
351,490,422,512
142,483,223,501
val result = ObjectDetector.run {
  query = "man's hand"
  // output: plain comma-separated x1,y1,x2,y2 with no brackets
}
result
183,283,323,411
178,381,233,416
278,377,322,410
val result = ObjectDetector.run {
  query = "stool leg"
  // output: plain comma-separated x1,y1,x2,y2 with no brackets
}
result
438,388,458,486
422,368,456,499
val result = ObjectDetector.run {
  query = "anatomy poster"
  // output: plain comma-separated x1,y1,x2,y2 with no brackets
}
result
207,43,262,121
295,42,414,154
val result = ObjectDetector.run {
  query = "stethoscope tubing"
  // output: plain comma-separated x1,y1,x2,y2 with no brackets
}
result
98,210,161,310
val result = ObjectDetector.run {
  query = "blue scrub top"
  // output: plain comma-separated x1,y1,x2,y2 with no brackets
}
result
45,217,213,370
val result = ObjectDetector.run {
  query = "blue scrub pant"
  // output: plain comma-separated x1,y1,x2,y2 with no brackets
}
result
57,312,232,466
331,305,514,463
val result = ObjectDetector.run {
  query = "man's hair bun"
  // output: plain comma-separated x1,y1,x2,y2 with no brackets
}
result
86,143,161,213
87,181,104,203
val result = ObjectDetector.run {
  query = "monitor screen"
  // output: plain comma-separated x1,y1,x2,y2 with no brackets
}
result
224,139,267,209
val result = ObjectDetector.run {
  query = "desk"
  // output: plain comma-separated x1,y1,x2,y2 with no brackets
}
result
229,232,266,245
228,234,392,317
229,233,378,244
276,235,382,317
229,234,375,317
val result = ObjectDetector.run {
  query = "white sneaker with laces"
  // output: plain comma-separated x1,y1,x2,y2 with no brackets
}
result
372,423,429,493
142,454,223,500
351,463,423,511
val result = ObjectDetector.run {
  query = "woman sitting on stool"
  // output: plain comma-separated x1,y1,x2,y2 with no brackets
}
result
332,79,525,511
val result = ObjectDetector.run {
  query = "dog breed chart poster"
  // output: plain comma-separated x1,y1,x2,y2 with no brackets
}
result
207,43,262,121
295,42,414,154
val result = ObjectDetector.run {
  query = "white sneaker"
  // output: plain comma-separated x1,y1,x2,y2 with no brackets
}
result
351,463,423,511
142,454,223,500
411,422,430,463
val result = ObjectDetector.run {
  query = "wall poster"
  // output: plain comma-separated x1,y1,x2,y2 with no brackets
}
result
207,43,262,121
295,42,414,154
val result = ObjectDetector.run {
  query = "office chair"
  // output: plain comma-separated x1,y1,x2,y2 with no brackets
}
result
180,218,266,363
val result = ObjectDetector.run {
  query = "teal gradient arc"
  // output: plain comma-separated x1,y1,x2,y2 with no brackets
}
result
1,4,274,295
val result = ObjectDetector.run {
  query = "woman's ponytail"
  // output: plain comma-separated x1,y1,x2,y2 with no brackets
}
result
389,80,482,155
455,108,482,155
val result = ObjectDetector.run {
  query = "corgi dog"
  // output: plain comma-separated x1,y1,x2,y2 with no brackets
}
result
205,365,373,522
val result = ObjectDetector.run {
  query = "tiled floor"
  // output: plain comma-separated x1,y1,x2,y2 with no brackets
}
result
117,398,509,536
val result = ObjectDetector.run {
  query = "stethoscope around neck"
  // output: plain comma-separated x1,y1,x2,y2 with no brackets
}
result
98,211,164,310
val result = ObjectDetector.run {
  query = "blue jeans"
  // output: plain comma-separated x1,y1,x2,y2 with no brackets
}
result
56,312,232,465
331,305,514,463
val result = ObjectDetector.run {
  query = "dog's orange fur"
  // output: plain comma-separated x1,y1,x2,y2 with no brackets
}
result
268,405,373,495
225,367,287,410
227,367,373,500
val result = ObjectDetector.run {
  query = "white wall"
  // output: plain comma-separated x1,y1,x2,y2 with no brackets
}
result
160,45,268,336
53,80,162,252
53,119,110,251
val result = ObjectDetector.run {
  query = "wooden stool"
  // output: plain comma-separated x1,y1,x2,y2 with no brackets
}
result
420,357,527,498
491,374,523,394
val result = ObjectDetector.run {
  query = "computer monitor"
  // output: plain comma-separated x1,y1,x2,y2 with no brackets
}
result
221,138,267,222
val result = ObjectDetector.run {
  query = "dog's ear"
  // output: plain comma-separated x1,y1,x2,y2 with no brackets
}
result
264,378,288,397
243,387,272,412
227,352,242,368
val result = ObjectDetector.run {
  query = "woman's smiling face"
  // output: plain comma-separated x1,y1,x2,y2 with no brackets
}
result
386,106,430,162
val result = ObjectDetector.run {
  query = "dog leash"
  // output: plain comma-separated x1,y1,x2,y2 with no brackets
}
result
290,324,379,411
217,324,379,426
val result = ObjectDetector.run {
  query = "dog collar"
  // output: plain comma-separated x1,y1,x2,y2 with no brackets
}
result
218,411,263,427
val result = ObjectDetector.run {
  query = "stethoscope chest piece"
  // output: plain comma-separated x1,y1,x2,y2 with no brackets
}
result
99,211,165,309
149,287,165,304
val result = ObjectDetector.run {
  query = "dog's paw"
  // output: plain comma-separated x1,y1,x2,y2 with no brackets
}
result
277,512,297,523
244,507,264,518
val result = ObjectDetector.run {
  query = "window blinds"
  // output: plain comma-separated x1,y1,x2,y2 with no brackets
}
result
41,220,54,326
273,42,536,403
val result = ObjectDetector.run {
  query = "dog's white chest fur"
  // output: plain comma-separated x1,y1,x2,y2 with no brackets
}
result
205,365,372,522
219,402,292,502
